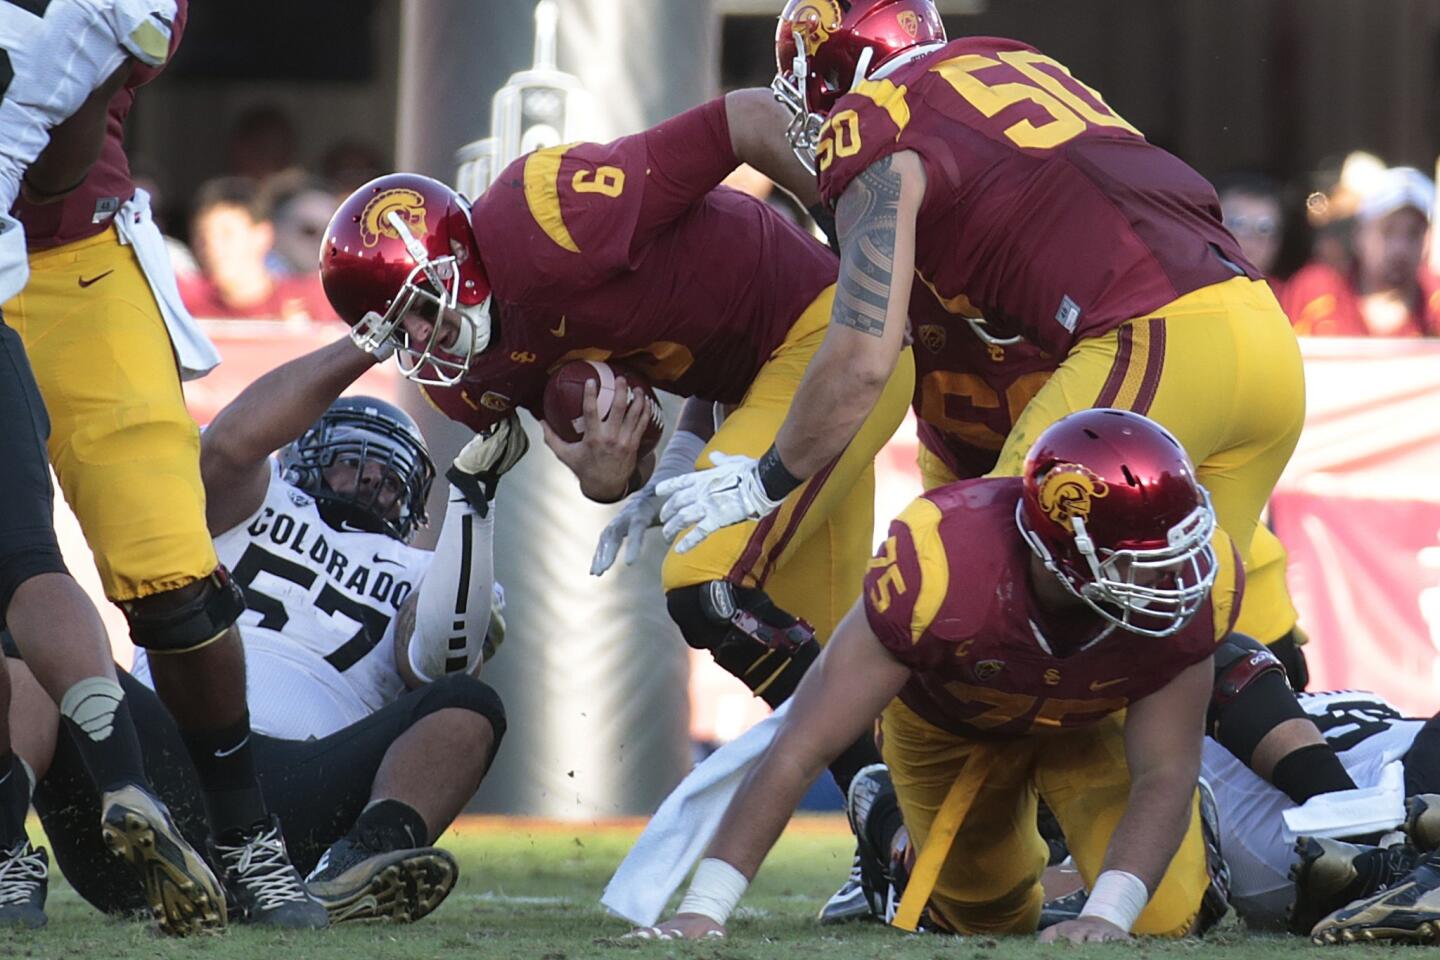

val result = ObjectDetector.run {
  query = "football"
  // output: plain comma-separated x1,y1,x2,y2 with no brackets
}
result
542,359,665,456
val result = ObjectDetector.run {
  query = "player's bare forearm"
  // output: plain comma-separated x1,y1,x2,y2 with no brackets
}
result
1103,659,1213,891
21,61,134,203
676,396,718,442
705,605,910,876
724,88,819,208
201,336,380,532
773,153,921,478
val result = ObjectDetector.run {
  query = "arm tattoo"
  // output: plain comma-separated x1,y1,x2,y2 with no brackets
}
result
833,156,903,338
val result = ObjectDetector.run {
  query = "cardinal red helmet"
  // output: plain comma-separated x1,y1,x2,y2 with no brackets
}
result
1016,409,1218,638
772,0,946,172
320,173,491,386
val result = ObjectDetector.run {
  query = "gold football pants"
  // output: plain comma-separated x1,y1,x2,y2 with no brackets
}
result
880,699,1210,936
661,284,915,642
2,227,217,601
986,277,1304,643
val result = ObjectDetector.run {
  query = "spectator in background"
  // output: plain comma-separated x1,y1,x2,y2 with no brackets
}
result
320,138,387,196
258,170,338,277
179,177,337,322
1216,173,1286,287
1283,166,1437,337
226,104,299,182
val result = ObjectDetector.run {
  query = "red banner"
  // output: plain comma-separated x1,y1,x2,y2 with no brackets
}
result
1271,338,1440,714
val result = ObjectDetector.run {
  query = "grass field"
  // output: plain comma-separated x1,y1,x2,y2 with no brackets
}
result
0,814,1402,959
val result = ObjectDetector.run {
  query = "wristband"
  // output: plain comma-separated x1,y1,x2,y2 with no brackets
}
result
676,858,749,926
757,445,802,502
1079,869,1148,932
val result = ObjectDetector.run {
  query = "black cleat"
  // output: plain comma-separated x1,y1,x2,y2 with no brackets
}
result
0,841,48,929
1194,777,1231,936
1290,836,1423,937
817,853,874,924
1309,849,1440,944
100,784,225,935
306,838,457,924
1037,887,1087,931
214,816,327,929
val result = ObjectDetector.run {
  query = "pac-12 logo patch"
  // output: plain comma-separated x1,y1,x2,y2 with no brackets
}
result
360,188,428,248
790,0,843,56
917,324,946,353
1036,463,1109,533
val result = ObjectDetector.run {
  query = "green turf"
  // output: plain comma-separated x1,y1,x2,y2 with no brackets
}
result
0,816,1403,959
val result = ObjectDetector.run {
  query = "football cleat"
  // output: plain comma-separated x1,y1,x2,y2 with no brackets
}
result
0,841,48,929
1194,777,1231,935
1405,795,1440,853
306,837,458,924
100,784,226,935
817,853,874,925
1309,849,1440,944
214,816,328,929
1290,836,1424,937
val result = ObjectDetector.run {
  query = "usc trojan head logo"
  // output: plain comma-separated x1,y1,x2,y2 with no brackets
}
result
790,0,842,56
1036,463,1109,533
359,188,428,248
917,324,946,353
897,10,920,38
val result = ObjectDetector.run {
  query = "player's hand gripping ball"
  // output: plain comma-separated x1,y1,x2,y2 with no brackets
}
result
543,360,664,457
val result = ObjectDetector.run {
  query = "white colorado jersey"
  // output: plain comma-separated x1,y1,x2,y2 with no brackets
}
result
1202,690,1426,929
0,0,175,300
134,460,431,739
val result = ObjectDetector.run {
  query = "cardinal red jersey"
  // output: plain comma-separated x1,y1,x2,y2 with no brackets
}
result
431,98,837,431
909,285,1056,479
817,36,1255,357
863,478,1242,739
16,0,187,249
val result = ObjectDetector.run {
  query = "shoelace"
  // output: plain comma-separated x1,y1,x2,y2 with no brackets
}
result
0,844,46,906
218,827,309,912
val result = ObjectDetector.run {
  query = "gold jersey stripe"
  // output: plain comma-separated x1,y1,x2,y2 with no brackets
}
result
894,496,948,645
524,144,581,254
853,78,911,138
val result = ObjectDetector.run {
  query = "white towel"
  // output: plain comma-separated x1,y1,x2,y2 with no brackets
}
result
601,701,790,926
114,189,221,380
1281,759,1406,841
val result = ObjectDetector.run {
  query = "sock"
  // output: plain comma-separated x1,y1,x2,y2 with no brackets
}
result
827,732,882,797
180,712,267,837
58,677,147,792
1272,742,1360,804
0,752,32,850
351,799,428,850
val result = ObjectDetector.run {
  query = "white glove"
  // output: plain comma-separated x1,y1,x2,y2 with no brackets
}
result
656,451,784,554
448,414,530,516
591,429,708,576
591,487,664,575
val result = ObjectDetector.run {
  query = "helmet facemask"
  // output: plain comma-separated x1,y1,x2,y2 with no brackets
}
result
1017,491,1219,639
349,211,492,387
771,30,828,175
283,408,435,544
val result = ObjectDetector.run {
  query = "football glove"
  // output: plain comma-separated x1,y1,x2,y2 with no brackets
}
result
447,414,530,516
657,451,784,554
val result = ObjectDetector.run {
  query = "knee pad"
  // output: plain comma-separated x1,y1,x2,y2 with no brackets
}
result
120,567,245,653
666,581,819,709
409,673,508,746
1207,633,1303,764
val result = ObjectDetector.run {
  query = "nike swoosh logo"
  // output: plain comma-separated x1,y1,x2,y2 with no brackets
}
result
1090,677,1127,691
549,316,565,337
373,554,405,566
78,270,113,288
213,735,250,758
